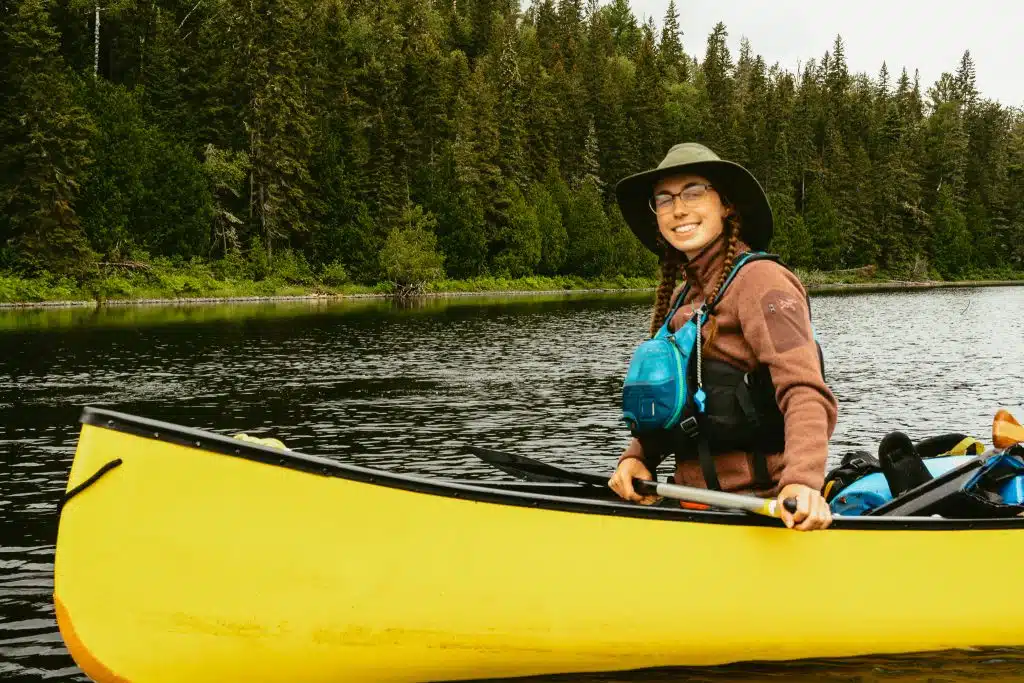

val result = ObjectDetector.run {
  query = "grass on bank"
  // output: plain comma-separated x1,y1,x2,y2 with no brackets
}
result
1,258,1023,305
0,258,661,305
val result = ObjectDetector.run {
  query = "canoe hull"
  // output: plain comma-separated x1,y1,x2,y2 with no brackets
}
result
55,409,1024,682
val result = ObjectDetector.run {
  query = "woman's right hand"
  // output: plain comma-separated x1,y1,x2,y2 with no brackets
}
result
608,457,660,505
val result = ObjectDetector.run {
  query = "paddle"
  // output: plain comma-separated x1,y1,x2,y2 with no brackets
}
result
993,409,1024,450
468,447,798,519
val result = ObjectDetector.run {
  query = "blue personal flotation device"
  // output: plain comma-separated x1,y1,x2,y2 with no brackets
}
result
621,251,772,436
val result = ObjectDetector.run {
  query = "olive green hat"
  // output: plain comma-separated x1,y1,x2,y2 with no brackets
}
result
614,142,774,254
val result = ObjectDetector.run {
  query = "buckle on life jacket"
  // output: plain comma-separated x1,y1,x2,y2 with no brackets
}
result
678,416,699,439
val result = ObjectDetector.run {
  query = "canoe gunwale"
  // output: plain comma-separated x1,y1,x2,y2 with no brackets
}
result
77,406,1024,532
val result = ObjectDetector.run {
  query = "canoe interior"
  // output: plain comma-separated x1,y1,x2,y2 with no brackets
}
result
74,406,1024,530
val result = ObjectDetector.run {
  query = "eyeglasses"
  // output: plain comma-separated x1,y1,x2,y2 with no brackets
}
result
649,183,714,214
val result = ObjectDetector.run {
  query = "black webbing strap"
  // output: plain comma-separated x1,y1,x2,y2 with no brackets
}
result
752,450,772,490
697,436,721,491
735,377,774,490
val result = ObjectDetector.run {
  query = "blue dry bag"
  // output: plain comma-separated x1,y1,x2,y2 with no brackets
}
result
620,297,704,434
621,252,766,436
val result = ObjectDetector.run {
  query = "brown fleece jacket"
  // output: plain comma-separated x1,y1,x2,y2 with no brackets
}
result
619,236,838,495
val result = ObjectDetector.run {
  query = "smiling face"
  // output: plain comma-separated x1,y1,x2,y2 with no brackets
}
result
652,174,730,259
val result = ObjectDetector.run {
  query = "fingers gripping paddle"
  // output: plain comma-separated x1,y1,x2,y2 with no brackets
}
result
468,447,797,519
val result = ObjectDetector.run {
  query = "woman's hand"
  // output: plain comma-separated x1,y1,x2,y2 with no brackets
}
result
778,483,832,530
608,457,661,505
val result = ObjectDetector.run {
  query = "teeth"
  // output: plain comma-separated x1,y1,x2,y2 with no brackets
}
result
674,223,699,233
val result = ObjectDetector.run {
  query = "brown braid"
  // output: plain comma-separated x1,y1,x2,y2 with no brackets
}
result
648,240,686,337
701,216,741,351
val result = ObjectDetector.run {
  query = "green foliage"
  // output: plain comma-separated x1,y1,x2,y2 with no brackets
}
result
532,182,567,275
563,178,614,277
379,204,446,293
320,261,349,286
492,184,542,277
804,183,842,268
0,0,96,276
1,0,1022,297
931,185,972,278
77,82,213,260
202,144,250,256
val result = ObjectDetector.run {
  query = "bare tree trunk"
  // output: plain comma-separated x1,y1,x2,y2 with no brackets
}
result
260,182,271,260
94,4,100,78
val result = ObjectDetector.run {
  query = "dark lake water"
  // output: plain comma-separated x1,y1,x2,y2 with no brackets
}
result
2,286,1024,681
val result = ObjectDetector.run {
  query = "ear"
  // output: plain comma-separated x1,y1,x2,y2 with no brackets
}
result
719,197,735,218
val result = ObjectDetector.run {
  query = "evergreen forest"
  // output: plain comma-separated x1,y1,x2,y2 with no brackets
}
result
2,0,1023,300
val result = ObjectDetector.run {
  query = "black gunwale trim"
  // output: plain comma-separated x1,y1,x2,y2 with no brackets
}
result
57,457,123,515
79,406,1024,531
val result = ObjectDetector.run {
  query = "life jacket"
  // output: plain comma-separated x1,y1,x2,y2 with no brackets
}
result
621,252,821,491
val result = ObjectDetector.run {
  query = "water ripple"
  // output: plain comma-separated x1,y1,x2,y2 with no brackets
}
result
1,288,1023,681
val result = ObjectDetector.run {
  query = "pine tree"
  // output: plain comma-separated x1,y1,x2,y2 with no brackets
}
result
228,0,315,259
491,182,541,276
804,182,842,268
555,0,584,69
0,0,97,275
603,0,639,58
3,0,1023,287
532,175,568,274
931,184,971,277
658,0,685,81
629,20,665,166
495,15,528,190
531,0,559,66
700,22,741,158
954,50,978,107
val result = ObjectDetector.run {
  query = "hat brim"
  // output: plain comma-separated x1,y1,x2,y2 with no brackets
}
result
614,160,774,255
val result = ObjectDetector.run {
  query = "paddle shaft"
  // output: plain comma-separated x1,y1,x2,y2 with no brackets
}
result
467,447,797,518
632,478,798,517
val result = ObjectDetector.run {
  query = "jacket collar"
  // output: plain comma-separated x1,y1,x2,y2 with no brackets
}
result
680,233,752,299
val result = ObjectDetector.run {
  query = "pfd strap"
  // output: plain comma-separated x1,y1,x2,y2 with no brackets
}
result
752,450,772,491
697,436,721,491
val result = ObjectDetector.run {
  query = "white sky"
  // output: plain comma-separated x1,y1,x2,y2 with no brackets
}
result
625,0,1022,108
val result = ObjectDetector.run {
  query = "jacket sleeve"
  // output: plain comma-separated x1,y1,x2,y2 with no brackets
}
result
732,261,838,492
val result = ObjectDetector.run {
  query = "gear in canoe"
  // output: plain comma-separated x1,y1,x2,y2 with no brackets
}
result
824,410,1024,517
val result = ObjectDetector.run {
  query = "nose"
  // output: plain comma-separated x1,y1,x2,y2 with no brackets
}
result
672,195,688,218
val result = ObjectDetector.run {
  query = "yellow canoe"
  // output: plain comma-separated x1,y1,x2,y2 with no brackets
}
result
55,407,1024,683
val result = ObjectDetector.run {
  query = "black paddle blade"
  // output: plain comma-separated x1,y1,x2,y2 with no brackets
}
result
468,447,611,487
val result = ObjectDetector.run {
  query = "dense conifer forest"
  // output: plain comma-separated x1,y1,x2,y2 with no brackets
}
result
2,0,1022,300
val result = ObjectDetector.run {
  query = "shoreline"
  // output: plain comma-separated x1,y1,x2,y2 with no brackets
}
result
1,279,1022,310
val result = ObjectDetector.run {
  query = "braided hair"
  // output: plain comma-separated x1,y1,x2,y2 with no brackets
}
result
648,241,685,337
647,213,743,354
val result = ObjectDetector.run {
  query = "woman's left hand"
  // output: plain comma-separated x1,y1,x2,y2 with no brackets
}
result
777,483,832,531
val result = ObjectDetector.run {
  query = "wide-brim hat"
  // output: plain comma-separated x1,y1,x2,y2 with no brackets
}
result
614,142,773,254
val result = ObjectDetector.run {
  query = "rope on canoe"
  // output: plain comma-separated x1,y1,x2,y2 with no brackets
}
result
57,459,123,516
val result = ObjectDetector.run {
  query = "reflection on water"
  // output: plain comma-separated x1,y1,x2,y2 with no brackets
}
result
479,648,1024,682
2,287,1023,681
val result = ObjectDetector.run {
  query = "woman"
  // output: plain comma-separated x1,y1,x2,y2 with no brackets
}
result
609,142,838,531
